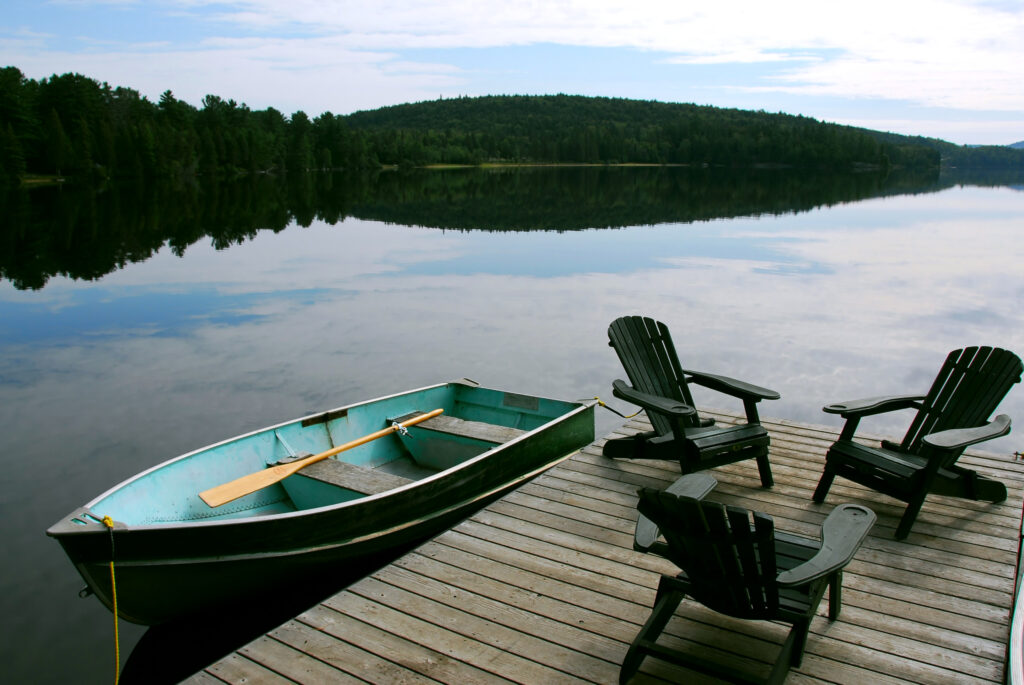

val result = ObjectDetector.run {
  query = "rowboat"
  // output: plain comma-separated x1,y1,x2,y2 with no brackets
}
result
47,379,596,625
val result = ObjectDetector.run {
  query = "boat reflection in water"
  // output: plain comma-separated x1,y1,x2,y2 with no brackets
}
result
121,537,425,684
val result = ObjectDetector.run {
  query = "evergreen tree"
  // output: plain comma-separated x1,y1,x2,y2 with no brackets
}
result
0,123,25,184
44,109,73,175
286,111,313,171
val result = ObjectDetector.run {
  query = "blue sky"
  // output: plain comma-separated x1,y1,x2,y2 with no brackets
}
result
2,0,1023,145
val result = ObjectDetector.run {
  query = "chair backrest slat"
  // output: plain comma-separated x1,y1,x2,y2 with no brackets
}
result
702,503,751,611
902,347,1022,458
609,316,699,435
938,348,1018,431
638,489,779,619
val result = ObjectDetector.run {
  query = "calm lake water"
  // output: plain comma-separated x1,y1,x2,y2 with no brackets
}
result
2,167,1024,684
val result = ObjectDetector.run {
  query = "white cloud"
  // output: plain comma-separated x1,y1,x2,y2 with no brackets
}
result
664,51,817,66
765,47,1024,111
206,0,1024,111
1,33,461,113
4,0,1023,133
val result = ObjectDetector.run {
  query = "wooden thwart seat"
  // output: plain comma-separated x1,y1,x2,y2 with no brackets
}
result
392,411,530,470
296,458,414,496
393,411,527,444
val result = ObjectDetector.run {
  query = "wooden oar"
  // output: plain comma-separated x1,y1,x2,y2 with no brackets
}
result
199,408,444,508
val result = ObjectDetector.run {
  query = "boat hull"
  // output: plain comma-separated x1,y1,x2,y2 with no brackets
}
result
48,380,595,624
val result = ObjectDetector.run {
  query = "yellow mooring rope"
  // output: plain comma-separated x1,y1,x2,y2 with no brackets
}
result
592,397,641,419
101,515,120,685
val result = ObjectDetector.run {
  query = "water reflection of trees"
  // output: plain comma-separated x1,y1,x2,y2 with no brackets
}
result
2,165,1012,290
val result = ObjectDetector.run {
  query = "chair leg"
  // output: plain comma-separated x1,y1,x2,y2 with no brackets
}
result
788,619,812,668
969,474,1008,503
895,493,927,540
828,571,842,620
756,453,774,488
812,467,835,503
618,640,648,685
620,575,687,684
763,621,803,685
961,469,1008,503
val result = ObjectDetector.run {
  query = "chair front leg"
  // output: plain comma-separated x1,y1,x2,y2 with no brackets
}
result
756,453,774,488
893,452,945,539
788,618,813,669
813,466,836,503
896,492,928,540
620,575,688,684
828,571,843,620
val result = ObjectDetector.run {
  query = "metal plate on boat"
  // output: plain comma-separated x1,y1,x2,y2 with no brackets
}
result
301,408,348,427
502,392,539,411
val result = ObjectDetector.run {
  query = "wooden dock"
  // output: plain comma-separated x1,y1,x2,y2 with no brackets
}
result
186,411,1024,684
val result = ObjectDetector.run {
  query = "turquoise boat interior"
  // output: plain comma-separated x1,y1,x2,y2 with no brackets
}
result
75,381,585,526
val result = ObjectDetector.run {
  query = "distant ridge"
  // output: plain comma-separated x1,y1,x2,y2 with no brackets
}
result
345,94,937,169
346,95,1022,170
1011,141,1024,149
1,66,1021,181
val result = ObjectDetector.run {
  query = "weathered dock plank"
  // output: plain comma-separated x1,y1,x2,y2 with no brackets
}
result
195,411,1024,684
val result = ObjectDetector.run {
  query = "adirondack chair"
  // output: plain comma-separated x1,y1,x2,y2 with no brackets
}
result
621,474,875,684
813,346,1021,540
603,315,780,487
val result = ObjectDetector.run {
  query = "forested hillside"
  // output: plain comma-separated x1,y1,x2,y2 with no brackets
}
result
5,66,1018,185
345,94,937,170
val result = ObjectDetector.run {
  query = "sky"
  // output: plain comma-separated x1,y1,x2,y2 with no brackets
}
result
2,0,1024,146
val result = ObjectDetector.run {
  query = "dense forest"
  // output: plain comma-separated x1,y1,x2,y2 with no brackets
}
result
1,66,1020,185
342,95,939,170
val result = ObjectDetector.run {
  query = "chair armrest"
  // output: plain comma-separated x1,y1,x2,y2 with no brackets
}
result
823,394,923,417
682,369,780,401
922,414,1011,451
611,379,696,420
633,474,717,552
776,504,875,588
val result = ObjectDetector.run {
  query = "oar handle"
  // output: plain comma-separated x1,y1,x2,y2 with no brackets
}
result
199,408,444,508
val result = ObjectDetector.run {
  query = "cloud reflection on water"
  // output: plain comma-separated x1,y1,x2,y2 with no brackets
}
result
3,185,1023,461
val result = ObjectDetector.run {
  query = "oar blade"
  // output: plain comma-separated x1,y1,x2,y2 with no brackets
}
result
199,464,293,508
